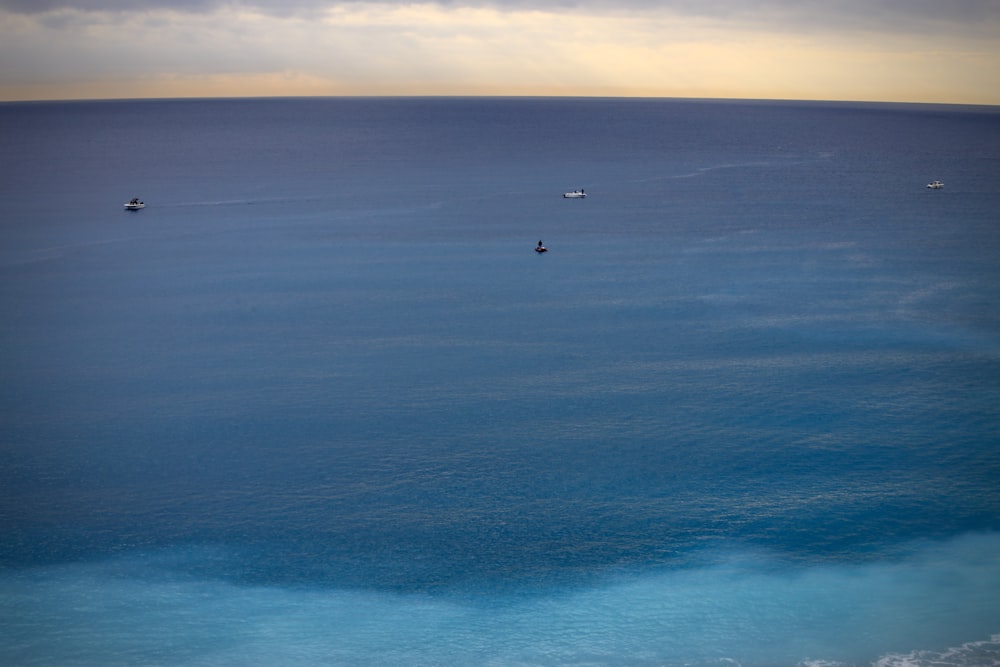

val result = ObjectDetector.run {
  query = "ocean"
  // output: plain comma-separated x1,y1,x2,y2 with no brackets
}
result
1,97,999,666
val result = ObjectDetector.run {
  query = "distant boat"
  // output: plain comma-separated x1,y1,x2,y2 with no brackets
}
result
124,197,145,210
563,189,586,199
535,240,548,253
926,181,944,189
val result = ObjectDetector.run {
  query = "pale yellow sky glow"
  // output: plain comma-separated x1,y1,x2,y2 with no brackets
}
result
2,2,999,104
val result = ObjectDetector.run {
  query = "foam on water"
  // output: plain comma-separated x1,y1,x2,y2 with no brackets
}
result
872,635,1000,667
2,533,998,666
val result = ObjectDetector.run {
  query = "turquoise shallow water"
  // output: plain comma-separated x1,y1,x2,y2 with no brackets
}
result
1,97,999,665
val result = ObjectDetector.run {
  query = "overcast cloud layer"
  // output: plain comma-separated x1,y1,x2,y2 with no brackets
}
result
5,0,999,30
2,0,999,102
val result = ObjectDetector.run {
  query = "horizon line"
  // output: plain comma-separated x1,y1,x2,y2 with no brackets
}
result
3,93,998,110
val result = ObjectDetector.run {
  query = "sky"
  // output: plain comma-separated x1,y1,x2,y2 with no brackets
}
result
1,0,999,104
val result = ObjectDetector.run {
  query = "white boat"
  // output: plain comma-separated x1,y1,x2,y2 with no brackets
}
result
926,181,944,189
535,241,548,253
563,189,586,199
124,197,145,210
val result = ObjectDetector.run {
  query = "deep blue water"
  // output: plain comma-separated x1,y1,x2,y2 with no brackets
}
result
1,97,1000,666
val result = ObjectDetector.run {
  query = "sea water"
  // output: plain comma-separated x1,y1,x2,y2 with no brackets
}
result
1,97,999,666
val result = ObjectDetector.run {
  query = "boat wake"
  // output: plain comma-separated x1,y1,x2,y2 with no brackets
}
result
639,154,832,183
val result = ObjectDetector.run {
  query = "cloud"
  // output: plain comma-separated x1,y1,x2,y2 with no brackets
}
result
1,0,998,102
3,0,1000,32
